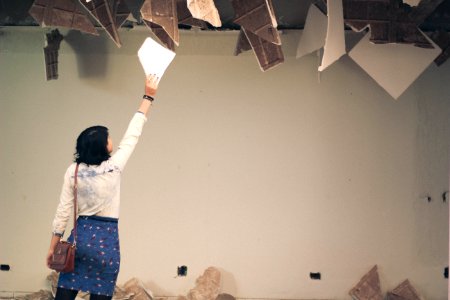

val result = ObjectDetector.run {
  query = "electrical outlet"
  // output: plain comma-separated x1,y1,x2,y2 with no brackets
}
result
177,265,188,276
1,264,10,271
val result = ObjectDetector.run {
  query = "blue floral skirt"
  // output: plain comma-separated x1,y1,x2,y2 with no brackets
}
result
58,216,120,296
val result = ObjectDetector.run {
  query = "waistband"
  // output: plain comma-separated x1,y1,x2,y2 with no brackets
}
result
78,215,118,223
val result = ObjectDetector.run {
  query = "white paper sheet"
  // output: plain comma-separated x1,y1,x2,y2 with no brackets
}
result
349,31,441,99
138,37,176,78
318,0,346,72
296,4,327,59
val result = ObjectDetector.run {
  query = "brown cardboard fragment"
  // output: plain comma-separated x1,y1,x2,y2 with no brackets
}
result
187,0,221,27
143,20,176,51
186,267,221,300
343,0,437,48
79,0,122,47
424,0,450,65
386,279,423,300
114,0,131,29
44,29,64,80
242,27,284,72
231,0,281,45
141,0,179,46
349,265,383,300
28,0,98,35
428,31,450,65
177,0,208,29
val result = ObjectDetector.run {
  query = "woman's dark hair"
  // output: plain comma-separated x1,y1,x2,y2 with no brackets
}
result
74,125,110,165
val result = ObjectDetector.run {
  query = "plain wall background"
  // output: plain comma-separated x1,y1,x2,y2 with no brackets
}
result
0,27,449,299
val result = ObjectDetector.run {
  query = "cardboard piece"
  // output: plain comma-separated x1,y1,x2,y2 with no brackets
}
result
428,31,450,66
386,279,423,300
141,0,179,46
114,0,131,29
296,4,327,59
349,265,383,300
231,0,281,45
143,20,176,51
28,0,98,35
79,0,122,47
44,29,64,81
187,0,221,27
177,0,208,29
138,37,176,79
318,0,345,71
349,30,441,99
241,27,284,72
343,0,443,48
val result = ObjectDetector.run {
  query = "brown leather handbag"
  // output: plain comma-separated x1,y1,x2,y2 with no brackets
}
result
49,164,79,273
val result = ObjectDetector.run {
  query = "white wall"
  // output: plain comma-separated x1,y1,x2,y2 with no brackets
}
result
0,27,449,300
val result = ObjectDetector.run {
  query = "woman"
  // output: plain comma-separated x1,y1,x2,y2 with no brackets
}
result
46,76,159,300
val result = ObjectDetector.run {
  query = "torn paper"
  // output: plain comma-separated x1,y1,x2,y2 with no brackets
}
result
138,37,176,79
349,31,441,99
231,0,280,45
187,0,221,27
141,0,179,46
318,0,345,71
28,0,98,35
296,4,327,59
349,265,383,300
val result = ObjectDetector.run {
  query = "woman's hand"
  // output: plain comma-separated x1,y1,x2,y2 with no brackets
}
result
46,249,54,268
145,74,159,97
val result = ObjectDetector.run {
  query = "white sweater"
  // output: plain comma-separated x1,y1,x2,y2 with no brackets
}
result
52,112,147,235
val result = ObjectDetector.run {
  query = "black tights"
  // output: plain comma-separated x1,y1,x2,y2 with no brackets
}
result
55,288,112,300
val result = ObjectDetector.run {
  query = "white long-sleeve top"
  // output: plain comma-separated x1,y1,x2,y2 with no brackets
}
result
52,112,147,235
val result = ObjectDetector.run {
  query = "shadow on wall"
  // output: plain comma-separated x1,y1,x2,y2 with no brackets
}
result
218,268,238,296
64,30,108,78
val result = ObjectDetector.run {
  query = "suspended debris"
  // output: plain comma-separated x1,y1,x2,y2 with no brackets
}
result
428,30,450,65
343,0,443,48
142,20,176,50
79,0,122,47
296,4,327,59
44,29,64,80
231,0,280,45
349,265,383,300
318,0,345,72
177,0,208,29
424,0,450,65
235,28,284,72
28,0,98,35
187,0,221,27
141,0,179,47
114,0,131,29
348,29,441,99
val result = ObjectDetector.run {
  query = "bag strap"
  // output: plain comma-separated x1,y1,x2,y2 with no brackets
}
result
73,163,79,246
